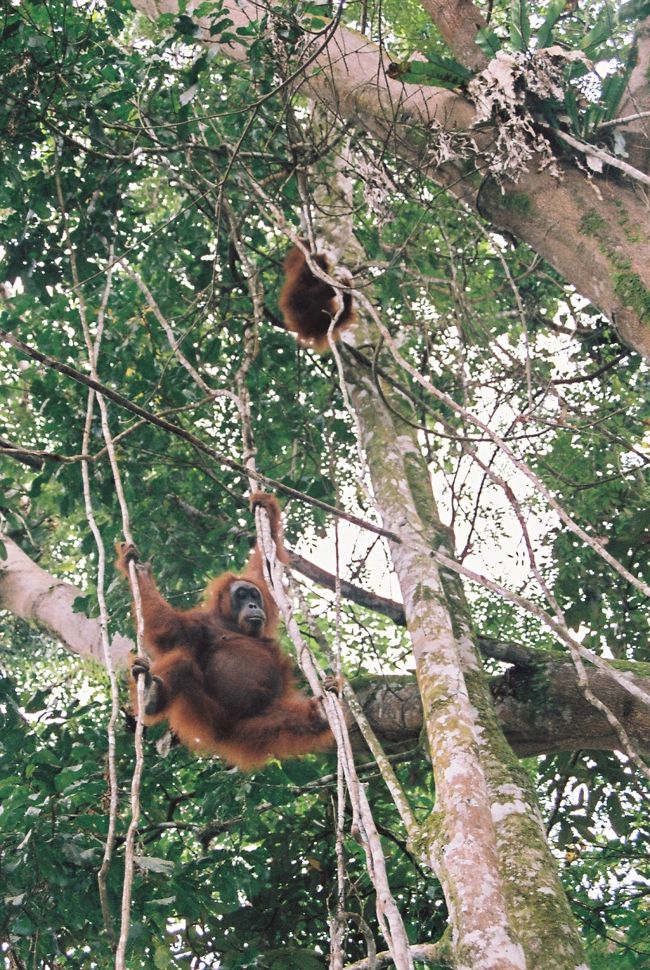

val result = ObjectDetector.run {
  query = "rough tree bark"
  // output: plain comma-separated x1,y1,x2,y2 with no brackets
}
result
130,0,650,357
420,0,489,71
353,663,650,759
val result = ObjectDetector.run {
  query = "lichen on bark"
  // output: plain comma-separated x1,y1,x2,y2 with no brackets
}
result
339,314,587,967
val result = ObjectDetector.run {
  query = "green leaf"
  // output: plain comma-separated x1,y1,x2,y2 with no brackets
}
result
510,0,530,52
475,27,502,57
156,12,176,28
72,594,92,616
175,14,198,36
582,103,605,137
601,72,631,123
535,0,566,49
61,840,99,867
425,53,472,82
86,109,108,146
563,87,581,135
10,915,36,936
194,0,226,15
105,9,124,35
579,18,613,58
618,0,650,21
208,17,234,37
398,56,471,89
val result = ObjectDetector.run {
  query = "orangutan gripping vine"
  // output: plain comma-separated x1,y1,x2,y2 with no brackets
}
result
115,493,333,770
279,244,356,352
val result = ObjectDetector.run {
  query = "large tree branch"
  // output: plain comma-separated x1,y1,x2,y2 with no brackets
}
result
354,661,650,759
0,536,131,666
129,0,650,358
2,536,648,757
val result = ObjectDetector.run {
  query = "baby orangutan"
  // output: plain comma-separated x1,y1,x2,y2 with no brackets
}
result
278,244,355,352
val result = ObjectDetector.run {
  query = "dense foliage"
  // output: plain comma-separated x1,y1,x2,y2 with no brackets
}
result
0,1,648,966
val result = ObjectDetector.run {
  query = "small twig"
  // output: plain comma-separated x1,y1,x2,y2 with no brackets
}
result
598,110,650,129
544,124,650,187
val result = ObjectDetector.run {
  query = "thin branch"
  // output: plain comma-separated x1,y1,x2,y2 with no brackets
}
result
599,110,650,128
354,308,650,601
545,124,650,187
0,329,401,545
0,438,59,469
290,551,406,625
54,162,147,969
76,259,121,950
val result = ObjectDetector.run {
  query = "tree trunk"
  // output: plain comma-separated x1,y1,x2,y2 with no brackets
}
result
339,316,588,968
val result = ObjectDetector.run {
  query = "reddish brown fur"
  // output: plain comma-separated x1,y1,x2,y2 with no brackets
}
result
116,493,333,770
278,245,355,353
